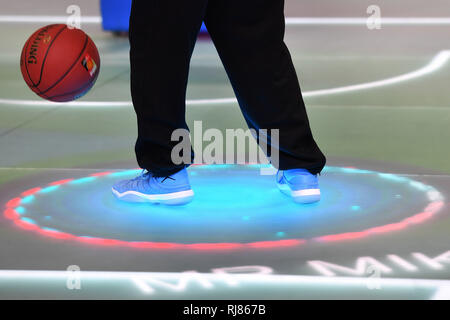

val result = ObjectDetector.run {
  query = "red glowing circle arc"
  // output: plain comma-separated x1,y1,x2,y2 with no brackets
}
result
2,169,445,250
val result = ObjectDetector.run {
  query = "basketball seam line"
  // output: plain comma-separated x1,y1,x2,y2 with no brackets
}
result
46,75,96,100
40,33,89,96
20,44,33,88
24,28,39,90
34,24,67,90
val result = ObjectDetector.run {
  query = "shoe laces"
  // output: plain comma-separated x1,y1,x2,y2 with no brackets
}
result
132,170,174,183
131,170,151,182
161,176,175,182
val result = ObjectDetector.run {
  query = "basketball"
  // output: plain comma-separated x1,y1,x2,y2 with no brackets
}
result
20,24,100,102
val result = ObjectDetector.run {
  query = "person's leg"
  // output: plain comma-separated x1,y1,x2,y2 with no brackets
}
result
129,0,207,177
204,0,326,174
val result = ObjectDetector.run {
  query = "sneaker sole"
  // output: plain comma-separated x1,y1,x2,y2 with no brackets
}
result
111,188,194,205
277,183,321,204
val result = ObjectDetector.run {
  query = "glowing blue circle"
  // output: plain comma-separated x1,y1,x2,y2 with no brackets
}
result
16,166,437,244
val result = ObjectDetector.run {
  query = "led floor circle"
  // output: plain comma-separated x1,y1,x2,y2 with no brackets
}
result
4,165,445,250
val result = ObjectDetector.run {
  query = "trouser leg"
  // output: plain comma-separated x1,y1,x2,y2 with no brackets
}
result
204,0,326,174
129,0,207,176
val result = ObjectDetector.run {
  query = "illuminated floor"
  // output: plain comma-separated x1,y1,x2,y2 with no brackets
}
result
0,162,449,299
1,0,450,299
3,165,445,247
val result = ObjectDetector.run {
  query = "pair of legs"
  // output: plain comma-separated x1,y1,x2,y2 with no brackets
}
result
129,0,326,176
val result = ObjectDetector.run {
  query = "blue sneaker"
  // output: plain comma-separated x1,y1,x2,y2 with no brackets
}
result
276,169,321,204
112,168,194,205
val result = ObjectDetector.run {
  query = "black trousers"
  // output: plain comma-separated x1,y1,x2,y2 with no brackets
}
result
129,0,326,176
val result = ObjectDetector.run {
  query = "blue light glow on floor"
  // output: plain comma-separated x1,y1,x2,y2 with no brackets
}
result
11,165,438,245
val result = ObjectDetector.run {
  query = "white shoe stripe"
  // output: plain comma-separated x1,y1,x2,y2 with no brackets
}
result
277,183,320,197
291,189,321,197
112,188,194,201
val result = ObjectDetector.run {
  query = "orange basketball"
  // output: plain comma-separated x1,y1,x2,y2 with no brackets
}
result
20,24,100,102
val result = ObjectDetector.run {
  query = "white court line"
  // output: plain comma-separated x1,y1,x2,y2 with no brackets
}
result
432,286,450,300
0,269,449,297
0,15,101,24
304,50,450,97
1,50,449,108
2,15,450,25
0,269,449,287
285,17,450,25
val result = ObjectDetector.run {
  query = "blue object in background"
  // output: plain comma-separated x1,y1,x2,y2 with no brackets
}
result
100,0,208,33
100,0,132,32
